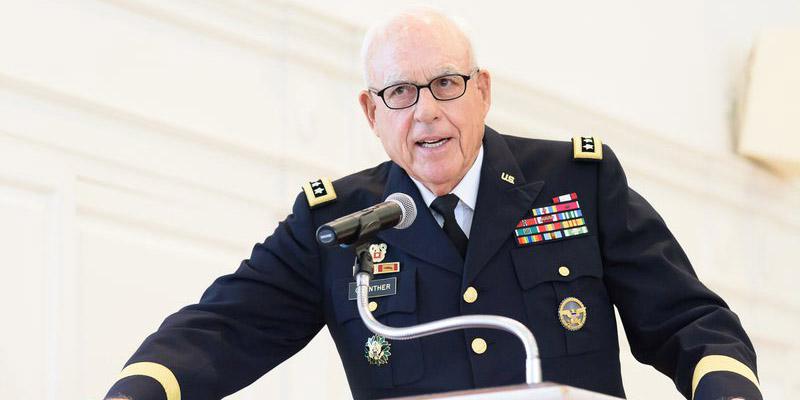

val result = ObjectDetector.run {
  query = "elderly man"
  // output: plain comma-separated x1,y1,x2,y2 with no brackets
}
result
106,9,761,400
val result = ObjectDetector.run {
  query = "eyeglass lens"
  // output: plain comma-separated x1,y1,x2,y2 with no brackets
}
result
383,75,467,109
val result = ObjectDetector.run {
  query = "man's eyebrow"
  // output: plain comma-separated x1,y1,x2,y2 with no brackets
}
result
379,65,461,88
380,75,407,88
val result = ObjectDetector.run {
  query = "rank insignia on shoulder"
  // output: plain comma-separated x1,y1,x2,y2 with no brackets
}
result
302,178,337,209
365,335,391,365
558,297,587,331
572,135,603,161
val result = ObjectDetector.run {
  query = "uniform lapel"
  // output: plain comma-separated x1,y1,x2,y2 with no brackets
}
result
463,127,545,287
377,163,463,275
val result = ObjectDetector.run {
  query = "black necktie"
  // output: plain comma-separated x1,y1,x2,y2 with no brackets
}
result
430,194,469,259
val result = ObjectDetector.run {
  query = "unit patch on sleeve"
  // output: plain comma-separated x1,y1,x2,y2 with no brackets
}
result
302,178,337,209
572,135,603,161
514,192,589,246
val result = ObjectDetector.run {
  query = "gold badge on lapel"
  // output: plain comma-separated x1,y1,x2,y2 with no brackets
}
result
558,297,587,331
365,335,391,365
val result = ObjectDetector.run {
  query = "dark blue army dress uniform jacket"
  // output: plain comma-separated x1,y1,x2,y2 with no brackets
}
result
107,127,761,400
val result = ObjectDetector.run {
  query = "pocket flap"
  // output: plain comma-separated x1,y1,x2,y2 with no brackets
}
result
332,267,417,324
512,237,602,290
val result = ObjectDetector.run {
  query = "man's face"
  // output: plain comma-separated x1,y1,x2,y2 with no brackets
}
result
359,21,491,195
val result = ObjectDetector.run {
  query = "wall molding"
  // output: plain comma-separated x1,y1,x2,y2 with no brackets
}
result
104,0,363,80
0,150,82,399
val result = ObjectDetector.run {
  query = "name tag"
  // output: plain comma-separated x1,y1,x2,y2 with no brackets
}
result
348,277,397,300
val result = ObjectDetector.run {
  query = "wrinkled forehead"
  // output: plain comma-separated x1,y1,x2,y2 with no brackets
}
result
366,25,472,88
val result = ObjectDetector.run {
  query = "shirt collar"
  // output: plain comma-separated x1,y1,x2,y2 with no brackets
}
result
410,145,484,211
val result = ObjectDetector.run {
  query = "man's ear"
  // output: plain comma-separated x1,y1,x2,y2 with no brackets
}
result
359,90,377,131
476,69,492,115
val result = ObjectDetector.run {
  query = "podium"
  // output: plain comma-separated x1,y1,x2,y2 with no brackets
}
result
393,383,624,399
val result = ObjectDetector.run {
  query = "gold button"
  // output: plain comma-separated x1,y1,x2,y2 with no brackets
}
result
471,338,487,354
558,266,570,277
368,301,378,312
463,286,478,303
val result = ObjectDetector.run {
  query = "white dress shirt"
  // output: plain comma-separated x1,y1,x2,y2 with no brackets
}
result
410,146,484,238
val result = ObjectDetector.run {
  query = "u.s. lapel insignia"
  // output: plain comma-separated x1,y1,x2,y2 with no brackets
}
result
572,135,603,161
302,178,337,208
501,172,515,184
365,335,391,365
370,243,400,275
558,297,587,331
369,243,387,262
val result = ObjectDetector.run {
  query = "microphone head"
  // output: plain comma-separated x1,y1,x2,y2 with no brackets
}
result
385,192,417,229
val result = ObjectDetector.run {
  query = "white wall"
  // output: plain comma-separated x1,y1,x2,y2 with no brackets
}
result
0,1,797,399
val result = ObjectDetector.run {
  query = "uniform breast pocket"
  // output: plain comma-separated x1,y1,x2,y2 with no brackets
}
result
331,267,424,388
511,236,617,357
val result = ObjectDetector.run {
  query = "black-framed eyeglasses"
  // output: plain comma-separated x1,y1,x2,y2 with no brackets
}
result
370,69,479,110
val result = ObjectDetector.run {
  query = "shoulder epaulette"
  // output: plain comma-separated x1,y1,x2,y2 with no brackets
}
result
302,178,337,209
572,135,603,161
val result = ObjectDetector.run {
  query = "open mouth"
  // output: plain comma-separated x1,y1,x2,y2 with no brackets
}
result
417,138,450,148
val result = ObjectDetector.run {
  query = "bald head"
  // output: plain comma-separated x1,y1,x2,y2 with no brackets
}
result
360,7,478,88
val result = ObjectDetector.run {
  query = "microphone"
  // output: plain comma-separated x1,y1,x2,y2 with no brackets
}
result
316,193,417,247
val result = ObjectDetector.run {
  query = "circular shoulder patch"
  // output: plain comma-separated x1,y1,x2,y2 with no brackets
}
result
558,297,587,331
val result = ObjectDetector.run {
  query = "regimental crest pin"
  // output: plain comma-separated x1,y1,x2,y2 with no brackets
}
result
369,243,388,263
558,297,587,331
365,335,391,365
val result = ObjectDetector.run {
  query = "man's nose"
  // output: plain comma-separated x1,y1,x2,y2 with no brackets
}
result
413,87,441,122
